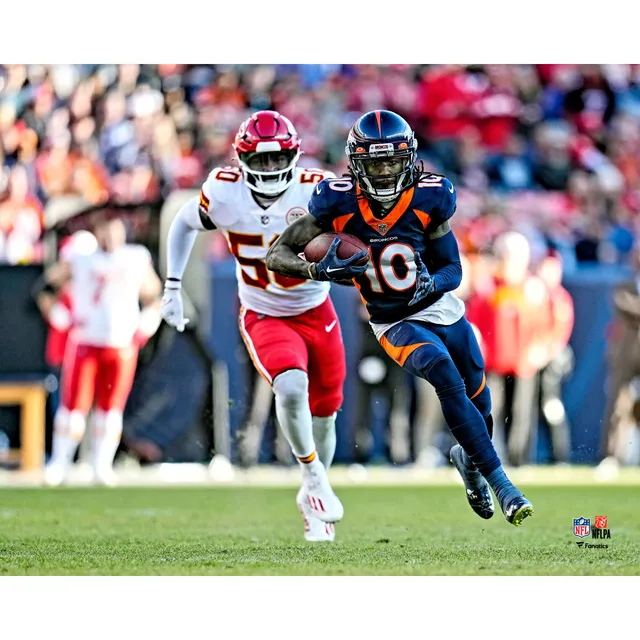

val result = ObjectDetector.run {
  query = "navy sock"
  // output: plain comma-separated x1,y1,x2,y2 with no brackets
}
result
428,358,501,477
486,466,522,510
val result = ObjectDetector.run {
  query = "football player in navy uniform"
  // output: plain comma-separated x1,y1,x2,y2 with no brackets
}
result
267,110,534,526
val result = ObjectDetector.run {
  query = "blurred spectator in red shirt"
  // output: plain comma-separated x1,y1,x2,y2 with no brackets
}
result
418,65,480,140
536,252,574,463
416,65,483,173
471,65,522,152
467,231,551,466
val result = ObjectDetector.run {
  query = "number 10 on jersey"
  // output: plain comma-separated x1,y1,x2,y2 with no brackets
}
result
363,243,418,293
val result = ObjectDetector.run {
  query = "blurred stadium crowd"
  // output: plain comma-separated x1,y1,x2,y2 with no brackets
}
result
2,63,640,268
2,63,640,469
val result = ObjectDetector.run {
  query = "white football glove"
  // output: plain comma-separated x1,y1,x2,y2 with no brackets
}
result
161,281,189,332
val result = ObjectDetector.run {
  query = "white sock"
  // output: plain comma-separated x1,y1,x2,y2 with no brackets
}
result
312,414,337,469
272,369,316,464
92,410,123,475
49,408,86,470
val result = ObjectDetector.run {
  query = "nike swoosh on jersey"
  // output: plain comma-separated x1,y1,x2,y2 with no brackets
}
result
448,183,454,193
325,320,337,332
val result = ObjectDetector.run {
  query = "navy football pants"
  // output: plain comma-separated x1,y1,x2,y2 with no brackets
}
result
379,316,499,474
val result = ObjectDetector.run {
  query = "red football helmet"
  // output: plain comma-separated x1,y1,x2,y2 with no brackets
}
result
233,110,301,196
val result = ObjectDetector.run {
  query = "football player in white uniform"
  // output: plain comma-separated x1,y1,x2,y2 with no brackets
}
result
162,111,366,541
37,216,162,486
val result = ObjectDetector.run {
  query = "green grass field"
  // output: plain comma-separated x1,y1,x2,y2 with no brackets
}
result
0,485,637,575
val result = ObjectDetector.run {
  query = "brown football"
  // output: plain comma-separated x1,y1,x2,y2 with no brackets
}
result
304,232,369,266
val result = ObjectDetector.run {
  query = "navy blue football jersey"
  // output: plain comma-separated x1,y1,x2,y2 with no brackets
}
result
308,174,457,324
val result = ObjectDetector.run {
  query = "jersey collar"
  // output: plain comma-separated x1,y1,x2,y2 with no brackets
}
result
356,185,414,236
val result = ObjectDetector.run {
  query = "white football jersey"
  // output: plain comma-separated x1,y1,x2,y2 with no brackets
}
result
200,166,334,317
69,244,151,348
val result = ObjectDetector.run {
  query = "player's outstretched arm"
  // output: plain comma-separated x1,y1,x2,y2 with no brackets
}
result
266,214,325,280
162,195,210,332
165,195,210,282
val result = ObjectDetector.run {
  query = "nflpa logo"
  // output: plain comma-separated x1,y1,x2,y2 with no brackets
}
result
592,515,611,539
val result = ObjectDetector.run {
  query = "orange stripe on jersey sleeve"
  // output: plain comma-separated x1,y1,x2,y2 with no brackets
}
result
332,213,354,233
413,208,432,230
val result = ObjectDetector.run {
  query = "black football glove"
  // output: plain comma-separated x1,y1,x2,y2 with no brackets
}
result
408,251,436,306
313,237,369,282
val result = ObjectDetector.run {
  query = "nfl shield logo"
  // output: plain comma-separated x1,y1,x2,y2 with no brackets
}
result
260,215,270,226
377,223,387,235
573,516,591,538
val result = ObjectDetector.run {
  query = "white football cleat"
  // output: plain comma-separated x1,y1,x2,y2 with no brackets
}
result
301,458,344,523
296,487,335,542
43,463,67,487
93,467,118,487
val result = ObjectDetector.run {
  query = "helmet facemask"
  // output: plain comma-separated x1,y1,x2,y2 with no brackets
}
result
238,148,300,197
348,142,417,203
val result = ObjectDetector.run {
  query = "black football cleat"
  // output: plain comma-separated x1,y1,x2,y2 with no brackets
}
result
450,444,495,520
502,495,534,527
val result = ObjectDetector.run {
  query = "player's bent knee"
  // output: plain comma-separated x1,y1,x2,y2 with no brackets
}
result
272,369,309,407
310,392,343,417
472,384,492,418
263,349,307,380
424,356,466,399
